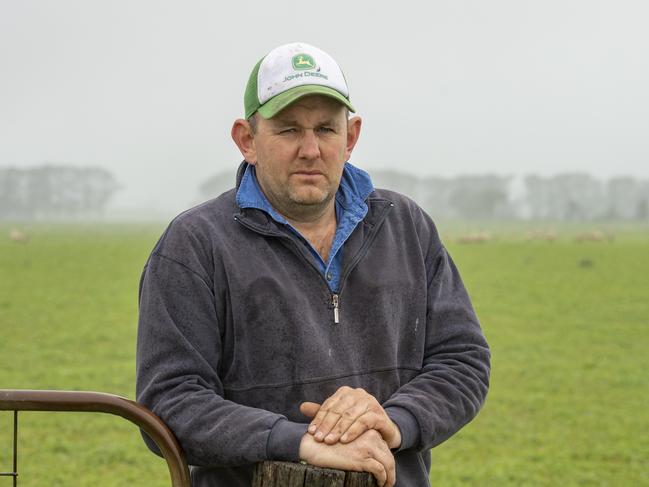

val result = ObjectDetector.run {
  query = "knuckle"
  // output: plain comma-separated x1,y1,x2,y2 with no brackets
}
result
320,399,334,410
342,410,356,420
367,402,381,412
359,414,374,425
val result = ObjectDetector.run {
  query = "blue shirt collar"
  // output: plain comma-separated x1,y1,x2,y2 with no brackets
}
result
235,162,374,222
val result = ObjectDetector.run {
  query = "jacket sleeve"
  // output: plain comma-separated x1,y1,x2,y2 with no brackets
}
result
136,224,307,467
383,243,491,452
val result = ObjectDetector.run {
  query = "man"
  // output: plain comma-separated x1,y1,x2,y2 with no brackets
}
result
136,42,490,487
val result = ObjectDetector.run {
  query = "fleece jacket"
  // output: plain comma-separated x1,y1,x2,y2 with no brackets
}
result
136,162,491,487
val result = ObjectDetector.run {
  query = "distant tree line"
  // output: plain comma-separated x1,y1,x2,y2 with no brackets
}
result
522,174,649,221
0,165,120,220
199,169,649,221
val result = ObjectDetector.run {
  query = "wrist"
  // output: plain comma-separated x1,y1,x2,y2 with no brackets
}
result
268,420,309,461
384,406,420,451
298,432,317,463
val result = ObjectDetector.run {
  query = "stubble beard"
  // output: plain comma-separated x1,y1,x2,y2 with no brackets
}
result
282,180,336,219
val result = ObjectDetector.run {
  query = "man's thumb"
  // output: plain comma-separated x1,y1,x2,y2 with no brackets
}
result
299,401,321,418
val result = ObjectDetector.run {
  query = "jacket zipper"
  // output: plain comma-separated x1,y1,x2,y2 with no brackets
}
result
332,294,340,324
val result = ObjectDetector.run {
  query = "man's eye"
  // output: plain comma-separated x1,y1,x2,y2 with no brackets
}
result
317,127,335,133
279,128,297,134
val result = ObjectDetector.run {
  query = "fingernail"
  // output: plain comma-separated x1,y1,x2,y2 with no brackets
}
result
308,425,316,434
315,431,324,440
341,433,348,442
325,434,335,442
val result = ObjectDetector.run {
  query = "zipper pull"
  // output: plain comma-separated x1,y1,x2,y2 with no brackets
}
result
332,294,340,324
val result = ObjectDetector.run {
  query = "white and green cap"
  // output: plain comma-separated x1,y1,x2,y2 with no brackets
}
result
244,42,355,119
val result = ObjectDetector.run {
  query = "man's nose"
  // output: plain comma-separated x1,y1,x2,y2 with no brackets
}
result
298,130,321,160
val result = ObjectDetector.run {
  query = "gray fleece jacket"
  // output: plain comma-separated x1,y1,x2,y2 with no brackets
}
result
136,163,490,486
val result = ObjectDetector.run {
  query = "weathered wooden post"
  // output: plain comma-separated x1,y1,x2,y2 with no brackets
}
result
252,461,377,487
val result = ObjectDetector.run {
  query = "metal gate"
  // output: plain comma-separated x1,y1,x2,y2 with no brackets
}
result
0,389,190,487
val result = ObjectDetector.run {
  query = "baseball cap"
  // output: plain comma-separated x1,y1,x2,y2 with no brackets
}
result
244,42,355,119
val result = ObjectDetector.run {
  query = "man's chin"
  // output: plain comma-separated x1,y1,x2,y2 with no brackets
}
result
289,189,332,207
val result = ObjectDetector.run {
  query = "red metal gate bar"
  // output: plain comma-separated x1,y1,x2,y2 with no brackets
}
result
0,390,190,487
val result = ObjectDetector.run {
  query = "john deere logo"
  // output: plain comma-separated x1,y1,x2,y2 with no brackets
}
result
292,54,315,70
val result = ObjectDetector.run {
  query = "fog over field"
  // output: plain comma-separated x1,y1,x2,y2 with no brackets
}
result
1,1,648,219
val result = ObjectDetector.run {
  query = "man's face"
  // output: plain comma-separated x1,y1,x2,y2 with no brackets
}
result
249,95,353,218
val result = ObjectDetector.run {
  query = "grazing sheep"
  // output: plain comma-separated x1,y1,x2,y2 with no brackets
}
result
574,230,615,243
9,228,29,244
457,231,492,244
525,229,557,242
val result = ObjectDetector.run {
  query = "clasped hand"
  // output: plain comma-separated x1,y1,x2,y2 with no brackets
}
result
298,386,401,487
300,385,402,449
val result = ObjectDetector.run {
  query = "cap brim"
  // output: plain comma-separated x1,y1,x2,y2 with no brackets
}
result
257,85,355,119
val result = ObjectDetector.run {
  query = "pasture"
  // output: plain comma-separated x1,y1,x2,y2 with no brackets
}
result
1,222,648,486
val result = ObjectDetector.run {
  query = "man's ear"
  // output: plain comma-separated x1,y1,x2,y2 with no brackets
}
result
231,119,257,164
345,116,362,160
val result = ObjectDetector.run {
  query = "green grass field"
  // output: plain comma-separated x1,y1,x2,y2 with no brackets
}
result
1,222,648,486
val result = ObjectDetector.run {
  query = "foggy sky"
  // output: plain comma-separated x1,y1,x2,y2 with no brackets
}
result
1,0,648,217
